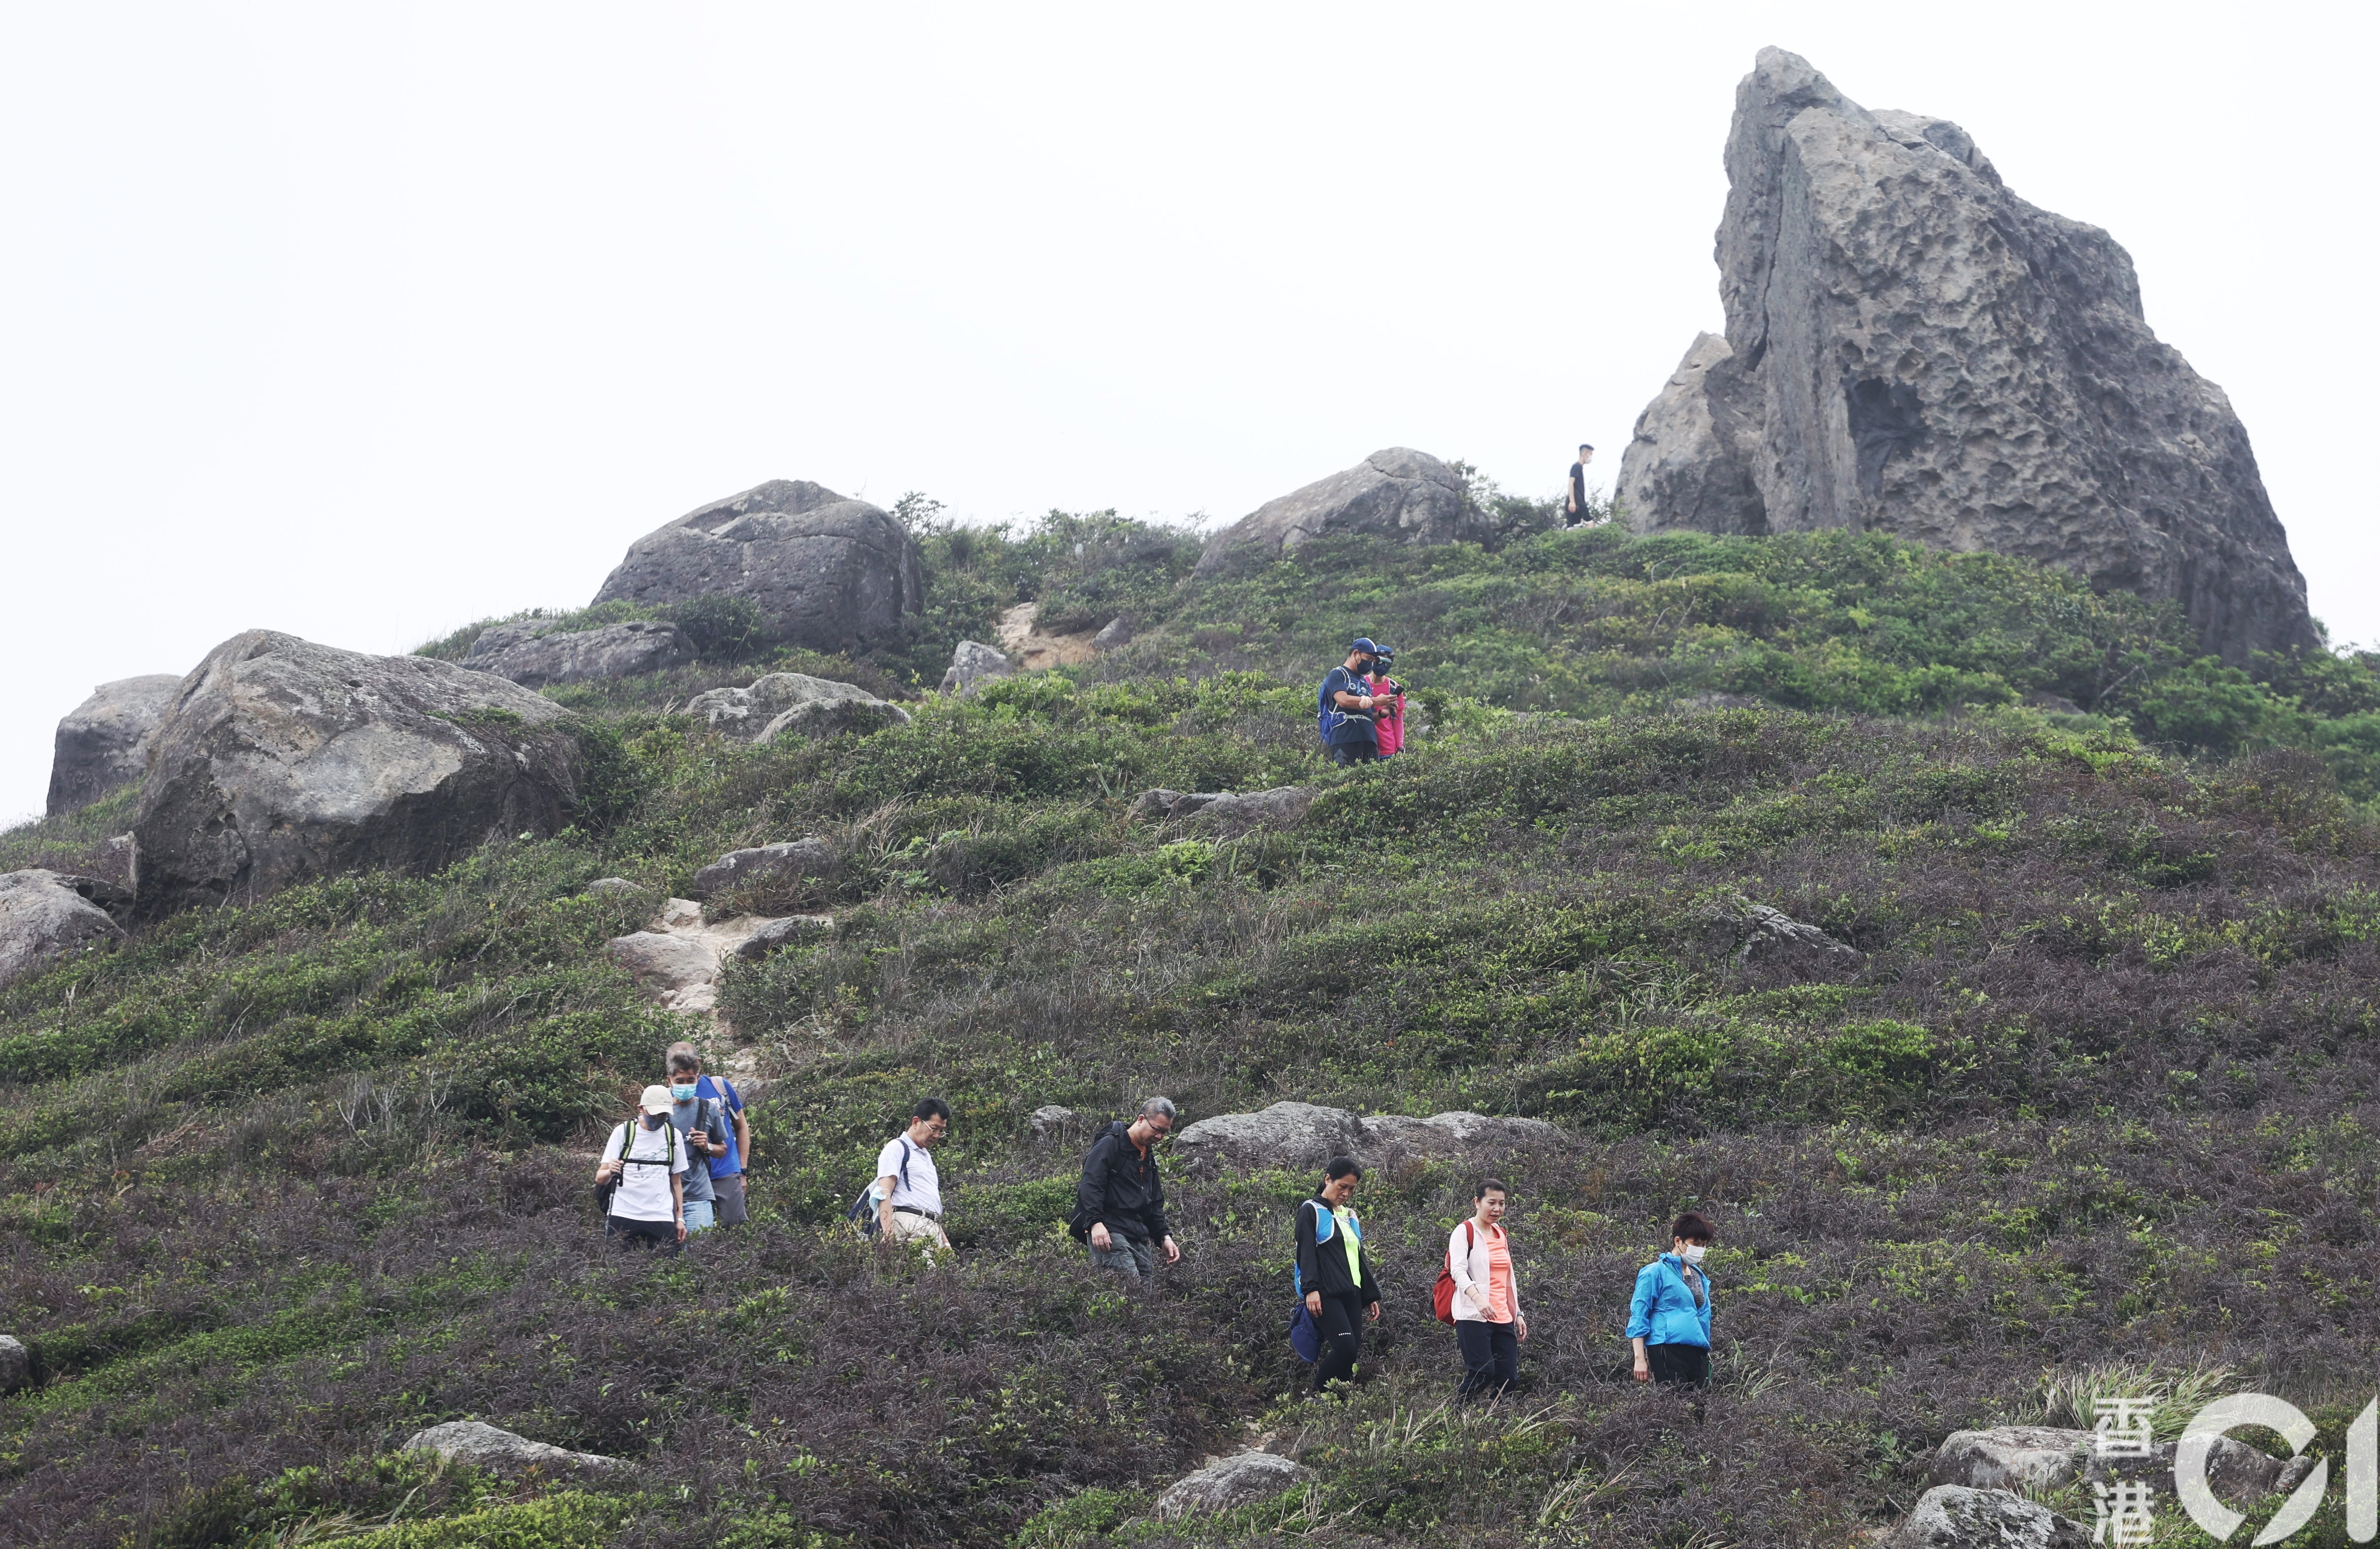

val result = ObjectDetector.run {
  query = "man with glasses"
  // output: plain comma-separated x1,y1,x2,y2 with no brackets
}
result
1077,1097,1182,1282
873,1097,953,1256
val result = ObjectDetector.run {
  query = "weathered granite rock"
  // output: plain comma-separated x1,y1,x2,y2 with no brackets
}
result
1700,895,1860,971
687,673,884,741
1617,49,2316,665
1881,1486,2087,1549
1174,1101,1557,1172
47,675,183,814
1152,1451,1315,1519
129,632,579,916
0,1334,28,1392
606,900,821,1014
0,870,128,988
1091,616,1134,651
2085,1433,2315,1501
685,840,835,902
756,696,910,743
732,914,833,961
403,1420,624,1473
593,480,923,654
1027,1105,1077,1142
940,641,1015,696
1129,787,1317,833
1196,449,1476,573
462,619,695,688
1926,1428,2090,1494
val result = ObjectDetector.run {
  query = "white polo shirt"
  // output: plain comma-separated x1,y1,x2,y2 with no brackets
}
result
874,1133,942,1217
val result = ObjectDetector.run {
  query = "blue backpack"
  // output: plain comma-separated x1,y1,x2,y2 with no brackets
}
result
1288,1201,1363,1361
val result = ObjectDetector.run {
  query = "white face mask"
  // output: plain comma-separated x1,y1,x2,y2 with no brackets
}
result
1679,1244,1706,1264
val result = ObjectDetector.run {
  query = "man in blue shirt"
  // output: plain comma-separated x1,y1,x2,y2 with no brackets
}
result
670,1040,753,1227
1318,638,1388,766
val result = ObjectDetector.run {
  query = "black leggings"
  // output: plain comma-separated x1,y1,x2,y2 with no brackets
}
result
1313,1291,1366,1390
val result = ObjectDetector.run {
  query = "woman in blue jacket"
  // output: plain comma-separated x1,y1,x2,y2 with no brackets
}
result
1628,1211,1715,1389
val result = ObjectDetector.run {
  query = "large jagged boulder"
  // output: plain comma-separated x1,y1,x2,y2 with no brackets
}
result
592,480,924,654
1152,1452,1315,1519
0,870,128,989
1616,48,2316,665
461,619,695,688
1173,1101,1558,1173
47,675,183,814
1880,1486,2088,1549
403,1420,624,1473
1195,449,1475,573
129,632,581,916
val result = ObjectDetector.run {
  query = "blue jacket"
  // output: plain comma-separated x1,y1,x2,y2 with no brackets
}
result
1627,1254,1713,1348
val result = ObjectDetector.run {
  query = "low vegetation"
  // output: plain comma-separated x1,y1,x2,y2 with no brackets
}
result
4,509,2377,1547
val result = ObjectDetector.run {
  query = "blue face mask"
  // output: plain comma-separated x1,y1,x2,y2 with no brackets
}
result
670,1083,697,1102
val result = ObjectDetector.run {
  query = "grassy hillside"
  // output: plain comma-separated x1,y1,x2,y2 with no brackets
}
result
4,517,2379,1548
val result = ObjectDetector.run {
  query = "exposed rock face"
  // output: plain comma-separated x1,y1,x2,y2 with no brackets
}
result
461,619,695,688
605,897,828,1014
592,481,924,654
686,672,886,740
0,870,129,989
402,1420,624,1473
685,839,835,903
732,913,831,961
1926,1428,2090,1494
756,696,909,743
1700,895,1861,971
940,641,1016,696
130,632,580,916
1196,449,1475,573
47,675,183,814
1617,48,2316,665
1881,1486,2087,1549
1173,1101,1558,1172
1130,787,1318,833
2085,1433,2315,1501
1152,1451,1314,1519
1091,616,1133,651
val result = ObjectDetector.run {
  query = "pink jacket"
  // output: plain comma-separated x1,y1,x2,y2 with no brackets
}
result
1367,674,1406,756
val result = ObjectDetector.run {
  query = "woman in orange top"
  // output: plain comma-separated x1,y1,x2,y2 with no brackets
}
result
1445,1177,1528,1398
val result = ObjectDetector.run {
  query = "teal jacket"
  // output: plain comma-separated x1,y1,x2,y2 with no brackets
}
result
1627,1253,1712,1348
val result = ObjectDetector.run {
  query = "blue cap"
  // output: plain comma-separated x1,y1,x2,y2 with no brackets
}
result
1351,638,1382,656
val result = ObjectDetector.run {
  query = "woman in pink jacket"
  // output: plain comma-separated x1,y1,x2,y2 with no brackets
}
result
1366,649,1406,757
1447,1178,1528,1398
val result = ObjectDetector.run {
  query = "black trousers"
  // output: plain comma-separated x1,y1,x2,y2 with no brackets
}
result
1313,1291,1366,1391
1329,740,1378,766
1645,1342,1709,1388
607,1215,681,1256
1456,1319,1518,1399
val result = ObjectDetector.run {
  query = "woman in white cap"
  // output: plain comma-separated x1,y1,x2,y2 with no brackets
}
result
596,1084,689,1253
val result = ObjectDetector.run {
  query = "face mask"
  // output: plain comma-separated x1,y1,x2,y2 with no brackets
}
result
671,1082,697,1101
1680,1244,1706,1264
642,1112,667,1130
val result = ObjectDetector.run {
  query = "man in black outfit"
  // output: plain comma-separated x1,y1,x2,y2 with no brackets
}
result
1077,1097,1183,1282
1318,639,1387,766
1566,443,1596,524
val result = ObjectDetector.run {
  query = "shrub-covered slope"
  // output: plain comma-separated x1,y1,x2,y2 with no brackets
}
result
4,519,2379,1548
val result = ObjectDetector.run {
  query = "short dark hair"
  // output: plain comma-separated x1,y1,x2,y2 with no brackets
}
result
1578,442,1595,452
1323,1155,1364,1183
667,1051,701,1076
1672,1210,1716,1244
1476,1178,1508,1201
913,1097,952,1122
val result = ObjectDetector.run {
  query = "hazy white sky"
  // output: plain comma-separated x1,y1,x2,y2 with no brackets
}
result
3,2,2371,822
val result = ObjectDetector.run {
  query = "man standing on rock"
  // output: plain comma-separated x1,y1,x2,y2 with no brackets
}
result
1075,1097,1183,1282
1566,444,1596,524
1318,640,1387,766
874,1097,953,1256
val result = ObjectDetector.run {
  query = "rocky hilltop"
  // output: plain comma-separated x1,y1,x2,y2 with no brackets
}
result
1617,48,2316,665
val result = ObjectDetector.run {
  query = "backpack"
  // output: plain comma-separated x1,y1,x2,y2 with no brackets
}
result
1431,1221,1476,1324
596,1118,678,1213
1066,1122,1126,1242
845,1136,915,1239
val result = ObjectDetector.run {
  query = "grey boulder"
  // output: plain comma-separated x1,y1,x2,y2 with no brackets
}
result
756,696,909,744
940,640,1015,696
584,877,648,897
129,631,580,916
461,619,695,688
1196,449,1477,573
1881,1487,2087,1549
1173,1101,1557,1172
47,675,183,814
1702,896,1859,971
1027,1105,1077,1142
1926,1428,2090,1494
0,870,128,989
1616,48,2315,665
1129,787,1317,834
1152,1451,1314,1520
0,1334,27,1393
2086,1434,2316,1502
592,480,923,654
732,914,832,961
687,673,887,741
1091,616,1133,651
403,1420,624,1473
686,839,835,902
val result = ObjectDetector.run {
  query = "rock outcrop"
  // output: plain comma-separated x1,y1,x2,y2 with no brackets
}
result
1173,1101,1558,1172
0,1334,28,1393
1700,895,1861,971
604,897,829,1015
1880,1486,2087,1549
48,675,184,815
756,696,909,743
461,619,695,688
685,840,835,904
0,871,127,988
1152,1451,1314,1519
686,672,894,741
1616,48,2316,665
129,632,580,916
1925,1428,2090,1494
1129,787,1318,834
1196,449,1475,573
592,480,924,654
403,1420,624,1473
940,641,1016,696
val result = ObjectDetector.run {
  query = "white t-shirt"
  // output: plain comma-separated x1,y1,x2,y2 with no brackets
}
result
874,1133,941,1217
602,1118,688,1223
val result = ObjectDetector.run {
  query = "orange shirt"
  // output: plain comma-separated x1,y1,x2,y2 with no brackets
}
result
1484,1224,1513,1322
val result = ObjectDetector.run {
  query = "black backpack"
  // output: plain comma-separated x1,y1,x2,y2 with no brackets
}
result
596,1118,677,1213
1066,1122,1127,1242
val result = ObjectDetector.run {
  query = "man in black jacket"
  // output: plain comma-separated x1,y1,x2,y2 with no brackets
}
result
1077,1097,1182,1281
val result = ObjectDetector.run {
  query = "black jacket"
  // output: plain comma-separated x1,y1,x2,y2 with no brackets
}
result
1294,1196,1378,1306
1077,1121,1169,1243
